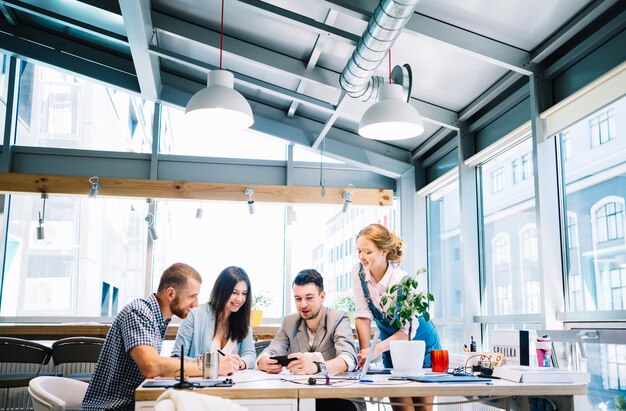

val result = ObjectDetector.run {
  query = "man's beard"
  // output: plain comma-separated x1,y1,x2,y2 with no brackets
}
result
170,296,189,319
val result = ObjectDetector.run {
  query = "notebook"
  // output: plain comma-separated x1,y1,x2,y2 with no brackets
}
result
331,330,380,380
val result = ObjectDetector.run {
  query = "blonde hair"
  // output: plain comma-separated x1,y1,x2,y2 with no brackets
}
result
357,224,404,264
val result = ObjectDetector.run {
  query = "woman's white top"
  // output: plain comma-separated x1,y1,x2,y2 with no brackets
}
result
211,338,237,354
351,262,418,337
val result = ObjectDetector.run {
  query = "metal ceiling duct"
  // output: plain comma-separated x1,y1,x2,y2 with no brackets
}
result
339,0,420,101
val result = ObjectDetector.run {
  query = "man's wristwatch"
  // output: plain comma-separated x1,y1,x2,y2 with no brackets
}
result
314,361,327,374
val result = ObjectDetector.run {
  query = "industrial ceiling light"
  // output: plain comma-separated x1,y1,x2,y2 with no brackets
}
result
88,176,100,199
36,193,48,240
358,51,424,140
145,212,158,241
342,184,354,213
185,0,253,130
245,187,255,214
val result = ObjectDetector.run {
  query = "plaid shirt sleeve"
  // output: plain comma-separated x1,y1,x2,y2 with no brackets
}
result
120,306,161,352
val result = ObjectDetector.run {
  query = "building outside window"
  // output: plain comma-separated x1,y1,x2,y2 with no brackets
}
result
16,63,153,152
491,167,504,193
590,110,615,147
593,200,624,243
479,137,539,316
558,96,626,408
426,178,463,355
492,234,510,265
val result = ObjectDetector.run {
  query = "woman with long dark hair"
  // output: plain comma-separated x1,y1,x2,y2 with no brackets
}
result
173,266,255,375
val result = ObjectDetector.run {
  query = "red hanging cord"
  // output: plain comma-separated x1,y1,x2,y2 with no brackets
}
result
388,49,392,83
219,0,224,70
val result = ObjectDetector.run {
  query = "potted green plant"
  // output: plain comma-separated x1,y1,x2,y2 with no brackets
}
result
333,293,356,322
251,292,273,327
380,268,434,374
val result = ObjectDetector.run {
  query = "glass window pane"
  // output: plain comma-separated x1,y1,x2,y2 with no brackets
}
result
561,96,626,312
151,201,286,318
292,203,398,315
160,105,287,160
1,194,147,317
427,180,462,323
479,137,540,315
15,63,153,152
551,339,626,408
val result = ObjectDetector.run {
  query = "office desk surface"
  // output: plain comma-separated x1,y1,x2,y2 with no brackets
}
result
136,370,587,402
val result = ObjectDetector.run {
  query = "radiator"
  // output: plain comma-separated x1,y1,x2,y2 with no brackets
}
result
0,361,93,411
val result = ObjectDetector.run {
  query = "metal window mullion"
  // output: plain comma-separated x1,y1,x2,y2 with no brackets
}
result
457,124,483,347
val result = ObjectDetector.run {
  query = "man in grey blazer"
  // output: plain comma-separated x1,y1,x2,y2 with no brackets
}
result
257,269,357,374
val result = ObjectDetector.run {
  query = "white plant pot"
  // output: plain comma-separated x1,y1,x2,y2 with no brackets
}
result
389,340,426,376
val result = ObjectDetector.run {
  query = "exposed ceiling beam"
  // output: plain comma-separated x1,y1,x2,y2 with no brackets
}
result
288,8,339,118
153,11,341,104
312,91,348,150
312,0,532,75
237,0,358,45
458,71,524,122
412,127,456,161
119,0,162,99
531,0,619,64
2,0,127,45
404,14,531,75
468,82,530,134
0,18,135,75
412,98,459,129
0,3,17,25
152,16,459,129
0,29,139,93
152,46,336,113
542,5,626,78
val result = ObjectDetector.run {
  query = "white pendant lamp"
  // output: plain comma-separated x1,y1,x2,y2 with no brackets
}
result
358,82,424,140
185,0,253,130
185,70,253,129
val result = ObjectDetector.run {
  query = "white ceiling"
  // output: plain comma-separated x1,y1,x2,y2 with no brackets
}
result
0,0,607,176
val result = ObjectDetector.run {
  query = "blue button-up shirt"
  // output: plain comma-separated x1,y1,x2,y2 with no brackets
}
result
82,293,170,411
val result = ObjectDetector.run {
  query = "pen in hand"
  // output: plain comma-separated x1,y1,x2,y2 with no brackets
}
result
217,349,226,357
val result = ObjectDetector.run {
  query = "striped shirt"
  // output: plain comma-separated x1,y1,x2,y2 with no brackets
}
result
82,294,170,411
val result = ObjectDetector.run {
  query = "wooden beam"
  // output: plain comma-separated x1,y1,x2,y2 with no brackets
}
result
0,172,393,206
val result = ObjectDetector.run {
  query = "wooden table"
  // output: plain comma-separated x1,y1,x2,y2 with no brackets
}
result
135,370,588,411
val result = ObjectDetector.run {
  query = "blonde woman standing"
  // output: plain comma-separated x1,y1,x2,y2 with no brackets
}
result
352,224,441,411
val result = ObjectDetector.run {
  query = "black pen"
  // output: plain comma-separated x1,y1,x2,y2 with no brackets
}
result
217,349,226,357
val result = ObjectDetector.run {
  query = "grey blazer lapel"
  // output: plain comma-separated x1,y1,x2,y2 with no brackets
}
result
295,318,309,353
312,307,328,350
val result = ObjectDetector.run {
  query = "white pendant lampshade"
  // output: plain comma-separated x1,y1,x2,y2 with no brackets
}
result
358,83,424,140
185,70,253,129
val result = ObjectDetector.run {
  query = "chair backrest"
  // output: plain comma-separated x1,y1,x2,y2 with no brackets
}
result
0,337,52,366
28,376,88,411
254,339,271,356
51,337,104,365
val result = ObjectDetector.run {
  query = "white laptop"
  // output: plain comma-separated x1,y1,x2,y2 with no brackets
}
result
331,330,380,380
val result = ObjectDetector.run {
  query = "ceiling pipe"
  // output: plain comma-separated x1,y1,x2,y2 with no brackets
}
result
339,0,420,101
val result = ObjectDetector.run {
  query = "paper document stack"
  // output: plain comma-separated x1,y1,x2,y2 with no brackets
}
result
492,365,589,384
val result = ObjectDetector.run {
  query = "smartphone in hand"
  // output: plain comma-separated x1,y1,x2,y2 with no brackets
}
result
270,355,296,366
